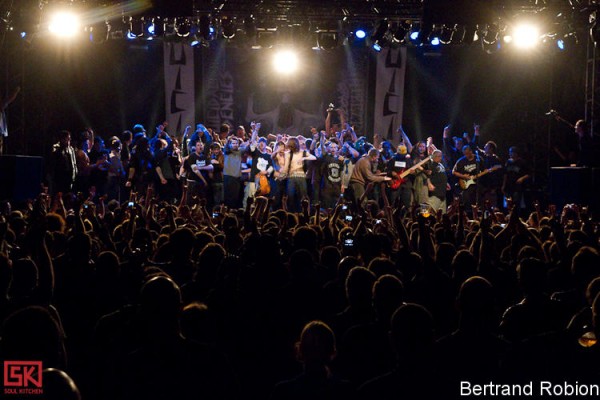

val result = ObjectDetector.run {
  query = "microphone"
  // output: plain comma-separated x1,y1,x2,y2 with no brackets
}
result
545,109,557,115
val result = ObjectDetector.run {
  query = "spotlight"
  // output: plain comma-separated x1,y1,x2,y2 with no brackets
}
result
273,50,299,75
483,24,499,45
430,37,440,46
191,39,200,46
373,43,382,52
513,23,540,49
20,32,27,39
410,31,419,41
392,22,408,43
128,17,145,38
222,17,236,39
147,21,155,35
355,29,366,39
557,32,577,50
48,11,80,38
439,24,456,44
176,18,192,37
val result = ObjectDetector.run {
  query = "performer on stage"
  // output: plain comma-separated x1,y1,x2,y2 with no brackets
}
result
48,130,78,195
349,149,391,206
452,145,483,214
574,119,600,167
427,150,450,213
478,141,503,208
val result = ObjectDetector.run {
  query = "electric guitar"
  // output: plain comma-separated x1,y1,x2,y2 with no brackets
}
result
458,165,502,190
389,155,433,190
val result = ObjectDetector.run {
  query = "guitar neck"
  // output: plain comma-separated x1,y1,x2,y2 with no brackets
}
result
399,156,431,178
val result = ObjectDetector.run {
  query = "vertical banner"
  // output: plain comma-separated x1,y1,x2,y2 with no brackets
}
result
163,42,195,135
373,47,407,145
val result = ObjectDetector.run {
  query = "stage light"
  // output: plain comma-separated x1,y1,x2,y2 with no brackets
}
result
430,37,440,46
20,32,27,39
222,17,236,39
439,24,455,44
483,24,499,45
355,29,366,39
392,23,408,43
48,11,80,38
410,31,419,40
127,17,144,38
176,18,192,37
557,39,564,50
191,39,200,46
513,23,540,49
147,21,155,35
372,43,382,52
503,35,513,43
273,50,299,74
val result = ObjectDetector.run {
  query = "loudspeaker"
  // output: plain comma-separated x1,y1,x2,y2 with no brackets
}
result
550,167,593,210
0,155,43,202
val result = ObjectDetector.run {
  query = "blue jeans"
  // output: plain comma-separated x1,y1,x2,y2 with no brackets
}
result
286,177,307,212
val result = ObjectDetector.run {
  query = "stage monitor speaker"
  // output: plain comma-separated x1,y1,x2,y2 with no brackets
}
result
0,155,43,203
550,167,591,210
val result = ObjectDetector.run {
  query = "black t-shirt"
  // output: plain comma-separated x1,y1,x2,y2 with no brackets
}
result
321,154,343,187
185,152,209,183
454,156,482,177
504,158,529,192
428,161,448,199
479,154,503,188
250,149,272,180
130,150,156,183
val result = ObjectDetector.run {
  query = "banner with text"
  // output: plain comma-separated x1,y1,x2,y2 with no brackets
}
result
163,42,195,136
373,47,407,145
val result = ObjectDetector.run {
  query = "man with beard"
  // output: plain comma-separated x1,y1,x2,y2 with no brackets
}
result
243,122,273,207
184,140,214,206
319,132,344,209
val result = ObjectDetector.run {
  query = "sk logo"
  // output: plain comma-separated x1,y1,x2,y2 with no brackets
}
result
4,361,43,388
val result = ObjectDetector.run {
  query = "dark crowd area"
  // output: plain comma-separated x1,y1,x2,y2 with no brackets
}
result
0,186,599,399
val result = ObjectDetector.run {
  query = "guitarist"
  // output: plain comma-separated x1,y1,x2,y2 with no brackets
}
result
386,144,414,211
478,141,503,208
452,145,483,215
